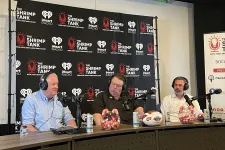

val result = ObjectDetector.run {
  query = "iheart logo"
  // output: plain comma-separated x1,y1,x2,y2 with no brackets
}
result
16,60,21,69
20,89,32,97
136,43,143,50
106,64,114,71
42,11,52,19
52,37,62,45
143,65,150,71
72,88,82,96
88,17,97,24
62,62,72,70
97,41,106,48
128,21,136,28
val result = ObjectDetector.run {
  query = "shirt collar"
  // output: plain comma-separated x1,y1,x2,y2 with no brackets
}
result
39,90,54,102
172,93,185,99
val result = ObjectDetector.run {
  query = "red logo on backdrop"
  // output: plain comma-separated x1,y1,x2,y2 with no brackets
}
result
140,21,146,32
59,12,67,24
147,43,153,54
17,33,26,46
111,40,117,51
103,17,109,29
119,63,126,74
27,60,37,73
77,62,85,74
213,68,225,73
127,87,135,96
87,87,95,99
209,36,220,51
68,37,76,50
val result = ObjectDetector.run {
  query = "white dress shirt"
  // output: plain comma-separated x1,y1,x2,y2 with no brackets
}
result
160,93,202,122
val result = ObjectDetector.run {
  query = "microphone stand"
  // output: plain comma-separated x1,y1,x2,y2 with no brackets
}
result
74,97,82,129
206,95,213,121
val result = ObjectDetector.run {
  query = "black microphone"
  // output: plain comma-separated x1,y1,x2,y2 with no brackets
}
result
57,92,67,107
72,93,85,105
184,95,194,107
209,88,222,94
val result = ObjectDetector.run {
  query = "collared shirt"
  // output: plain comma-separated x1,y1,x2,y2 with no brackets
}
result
92,91,142,124
160,93,202,122
22,90,74,131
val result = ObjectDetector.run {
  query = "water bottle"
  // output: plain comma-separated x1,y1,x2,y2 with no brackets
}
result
86,113,93,133
133,112,139,127
20,125,28,137
204,109,210,123
165,111,170,126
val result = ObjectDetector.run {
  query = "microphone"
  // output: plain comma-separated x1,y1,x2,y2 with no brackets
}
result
122,94,130,111
184,95,193,107
209,88,222,94
57,92,68,107
72,93,86,105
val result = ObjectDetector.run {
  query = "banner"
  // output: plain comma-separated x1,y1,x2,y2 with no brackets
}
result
16,1,156,131
204,32,225,119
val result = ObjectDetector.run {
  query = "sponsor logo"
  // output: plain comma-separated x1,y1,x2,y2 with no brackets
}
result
213,68,225,73
128,21,136,34
140,21,154,35
27,60,56,76
102,17,124,32
58,12,84,28
62,62,72,76
110,40,132,55
88,16,98,30
20,88,32,104
97,40,107,54
52,37,63,51
77,62,101,76
16,60,21,75
41,10,53,25
143,65,151,76
119,63,140,77
136,43,144,55
67,37,92,53
16,7,36,23
106,64,114,76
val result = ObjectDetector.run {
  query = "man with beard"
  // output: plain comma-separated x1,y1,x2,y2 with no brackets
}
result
160,76,203,122
92,73,144,125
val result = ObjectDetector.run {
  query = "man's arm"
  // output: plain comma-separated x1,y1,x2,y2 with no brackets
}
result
160,96,170,116
93,113,102,126
67,119,77,127
22,95,38,132
63,106,77,127
135,107,144,115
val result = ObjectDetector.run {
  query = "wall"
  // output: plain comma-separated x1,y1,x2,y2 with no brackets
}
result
0,0,195,123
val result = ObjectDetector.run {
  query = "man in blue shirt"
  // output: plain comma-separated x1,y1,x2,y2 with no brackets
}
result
22,72,76,132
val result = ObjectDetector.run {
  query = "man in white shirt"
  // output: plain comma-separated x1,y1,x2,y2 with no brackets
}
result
160,76,202,122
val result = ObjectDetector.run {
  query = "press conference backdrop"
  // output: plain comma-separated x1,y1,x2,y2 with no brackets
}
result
204,33,225,119
15,0,157,132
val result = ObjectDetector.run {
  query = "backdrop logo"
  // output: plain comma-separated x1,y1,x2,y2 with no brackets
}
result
97,40,107,54
68,38,92,53
140,21,154,35
41,10,53,25
102,17,124,32
136,43,144,55
77,62,101,76
17,33,46,50
128,21,136,34
87,87,95,101
62,62,72,76
77,62,85,74
209,35,220,52
147,43,154,55
102,17,109,29
20,89,32,97
68,37,76,50
58,12,84,28
111,40,132,55
119,63,126,74
208,75,214,82
126,65,140,77
213,68,225,73
111,40,117,52
16,60,21,75
16,33,26,46
58,12,67,24
143,65,151,76
215,60,225,64
134,88,148,97
27,60,37,74
127,87,135,96
106,64,114,76
72,88,82,96
16,7,36,23
52,37,63,51
88,16,98,30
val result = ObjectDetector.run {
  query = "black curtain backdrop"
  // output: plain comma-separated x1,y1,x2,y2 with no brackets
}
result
194,1,225,110
15,1,157,132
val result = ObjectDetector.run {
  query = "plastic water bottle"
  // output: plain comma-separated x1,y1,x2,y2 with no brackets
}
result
86,113,93,133
165,111,170,126
204,109,210,123
20,125,28,137
133,112,139,127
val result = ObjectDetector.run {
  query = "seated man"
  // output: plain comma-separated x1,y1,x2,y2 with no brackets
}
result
92,73,144,125
22,72,76,131
161,76,203,122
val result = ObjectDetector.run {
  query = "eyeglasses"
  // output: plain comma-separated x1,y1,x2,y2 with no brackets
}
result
110,82,123,88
